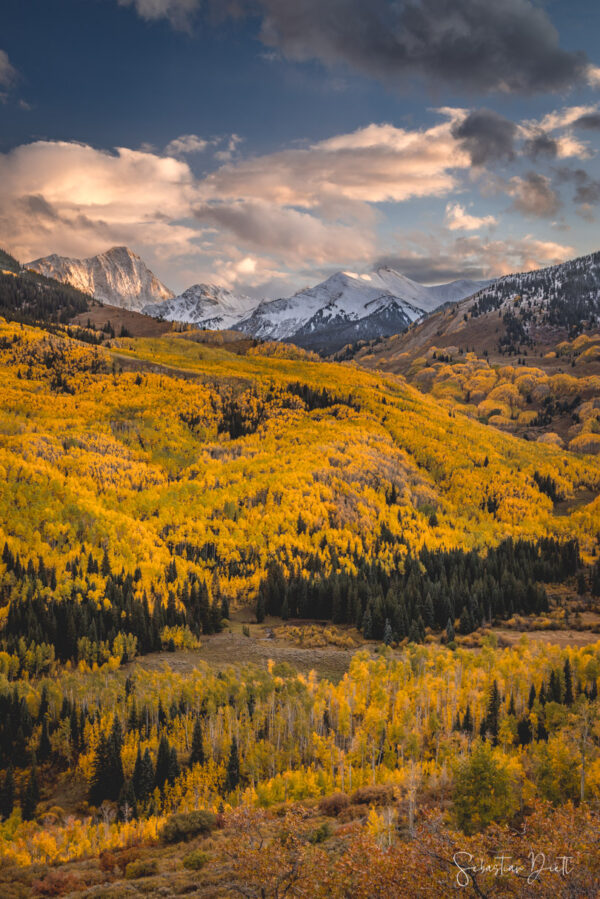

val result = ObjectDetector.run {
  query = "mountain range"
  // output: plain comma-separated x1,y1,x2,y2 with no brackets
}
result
26,246,488,351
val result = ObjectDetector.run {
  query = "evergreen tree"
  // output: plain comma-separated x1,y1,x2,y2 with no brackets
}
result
256,592,265,624
155,735,171,791
563,658,574,706
21,755,40,822
167,746,180,785
0,765,15,820
446,618,455,643
38,718,52,762
117,779,138,822
484,681,501,746
189,718,205,767
383,618,393,646
225,737,240,793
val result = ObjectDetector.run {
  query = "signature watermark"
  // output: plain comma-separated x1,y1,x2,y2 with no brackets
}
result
453,850,575,887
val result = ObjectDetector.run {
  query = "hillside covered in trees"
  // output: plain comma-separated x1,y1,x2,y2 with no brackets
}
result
0,317,599,894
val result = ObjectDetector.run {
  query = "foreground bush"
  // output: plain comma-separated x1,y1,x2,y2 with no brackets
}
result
125,858,158,879
161,810,217,844
183,849,209,870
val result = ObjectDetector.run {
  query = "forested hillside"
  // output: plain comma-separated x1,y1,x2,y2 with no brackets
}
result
0,318,599,895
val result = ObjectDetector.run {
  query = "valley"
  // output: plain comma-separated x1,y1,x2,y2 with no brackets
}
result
0,247,599,897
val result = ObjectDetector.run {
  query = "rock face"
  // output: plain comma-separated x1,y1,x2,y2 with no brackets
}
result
26,246,174,311
143,283,256,330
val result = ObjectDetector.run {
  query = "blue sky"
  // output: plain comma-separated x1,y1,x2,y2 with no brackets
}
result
1,0,600,295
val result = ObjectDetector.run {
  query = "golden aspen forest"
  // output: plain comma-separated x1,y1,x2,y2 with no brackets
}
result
1,261,600,897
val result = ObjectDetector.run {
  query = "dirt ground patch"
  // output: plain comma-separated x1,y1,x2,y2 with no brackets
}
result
131,628,365,682
495,628,600,648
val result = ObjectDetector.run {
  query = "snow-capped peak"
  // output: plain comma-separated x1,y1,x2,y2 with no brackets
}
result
142,283,256,330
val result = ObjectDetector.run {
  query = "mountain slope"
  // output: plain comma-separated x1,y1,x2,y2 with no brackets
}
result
352,251,600,373
143,283,256,330
27,246,174,311
236,269,487,352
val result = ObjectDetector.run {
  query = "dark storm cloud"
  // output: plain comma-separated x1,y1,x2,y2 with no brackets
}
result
373,252,486,283
123,0,592,94
523,130,558,160
451,110,517,166
556,168,600,206
509,171,561,217
573,113,600,130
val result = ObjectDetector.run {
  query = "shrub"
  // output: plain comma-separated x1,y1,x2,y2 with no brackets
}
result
125,858,158,879
183,849,209,871
32,870,83,896
308,821,332,844
351,784,394,806
161,810,217,844
318,792,350,816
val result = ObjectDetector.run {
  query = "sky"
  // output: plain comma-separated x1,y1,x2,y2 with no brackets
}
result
1,0,600,297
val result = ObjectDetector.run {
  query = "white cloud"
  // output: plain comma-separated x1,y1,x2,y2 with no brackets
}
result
0,141,200,271
202,119,470,211
0,50,17,100
445,202,497,231
520,105,598,159
164,134,209,156
587,65,600,88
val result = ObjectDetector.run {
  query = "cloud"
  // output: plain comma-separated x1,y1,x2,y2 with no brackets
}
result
214,134,244,162
588,65,600,88
193,199,374,264
0,49,17,100
118,0,199,29
445,202,496,231
520,104,597,158
451,109,516,166
117,0,593,95
0,140,200,270
164,134,209,155
202,119,470,210
556,167,600,208
508,172,561,217
375,233,574,282
523,130,558,160
573,112,600,130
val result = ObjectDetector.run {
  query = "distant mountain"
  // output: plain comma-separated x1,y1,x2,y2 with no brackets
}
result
235,268,488,353
350,250,600,375
468,251,600,334
27,246,174,311
143,283,256,330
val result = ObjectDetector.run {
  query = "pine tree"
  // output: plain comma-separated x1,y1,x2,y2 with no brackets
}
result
167,746,180,785
563,658,574,706
117,779,138,822
38,718,52,762
155,735,171,791
189,718,205,767
21,755,40,822
225,737,240,793
484,680,501,746
383,618,393,645
446,618,455,643
256,592,266,624
0,766,15,820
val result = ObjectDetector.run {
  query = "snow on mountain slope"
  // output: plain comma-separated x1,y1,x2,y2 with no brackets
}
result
143,284,256,330
235,268,488,350
26,246,174,311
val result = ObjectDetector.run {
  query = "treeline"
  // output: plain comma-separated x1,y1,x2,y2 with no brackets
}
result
1,547,225,667
0,268,90,325
256,537,580,641
0,676,242,822
216,381,360,440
